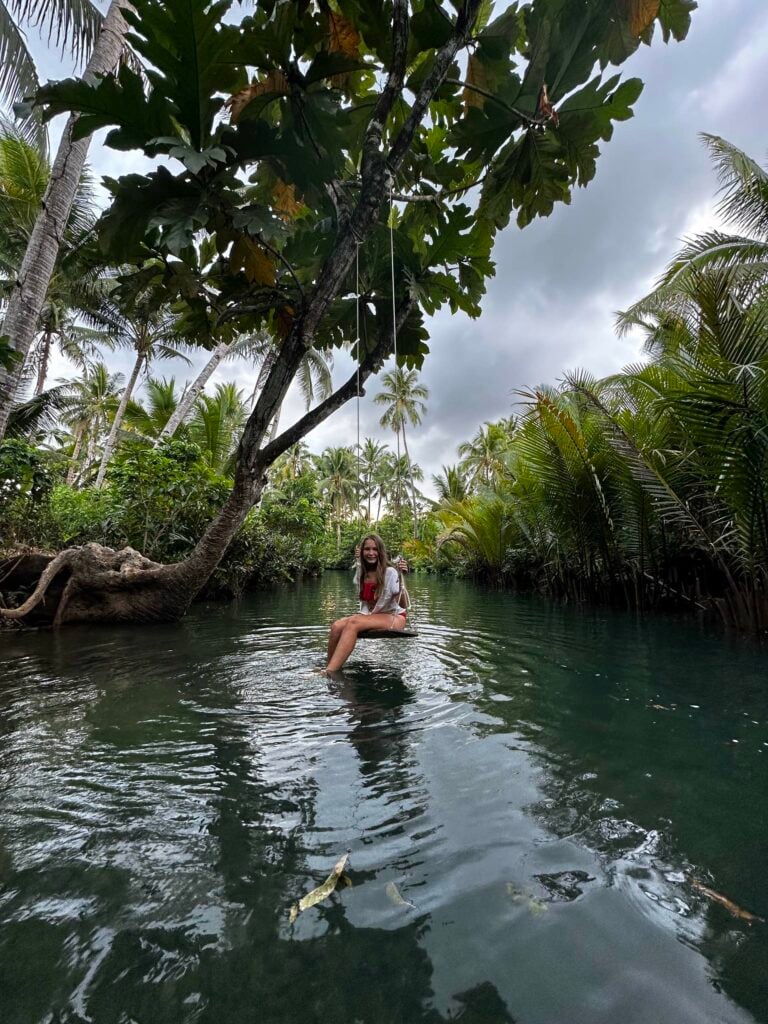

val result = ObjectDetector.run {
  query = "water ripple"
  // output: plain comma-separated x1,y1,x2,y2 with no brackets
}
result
0,576,765,1024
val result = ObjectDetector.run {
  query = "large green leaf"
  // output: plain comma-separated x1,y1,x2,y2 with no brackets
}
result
124,0,244,149
36,64,174,149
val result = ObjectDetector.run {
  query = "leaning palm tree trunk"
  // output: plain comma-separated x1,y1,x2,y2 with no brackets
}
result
34,329,53,396
401,425,419,537
95,350,143,488
158,340,231,441
66,422,86,485
0,0,129,440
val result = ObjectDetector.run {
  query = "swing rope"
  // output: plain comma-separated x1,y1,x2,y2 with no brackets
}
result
355,242,361,520
353,185,416,638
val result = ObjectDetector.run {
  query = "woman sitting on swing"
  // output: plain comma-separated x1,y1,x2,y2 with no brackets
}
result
326,534,408,673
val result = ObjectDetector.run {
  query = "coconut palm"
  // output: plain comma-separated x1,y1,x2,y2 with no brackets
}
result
458,420,514,490
373,367,428,533
256,342,334,440
94,298,191,488
0,126,115,396
268,440,313,489
618,135,768,334
158,334,267,441
0,0,103,149
188,382,248,475
358,437,388,521
0,0,130,440
57,361,123,485
315,445,358,553
123,377,182,440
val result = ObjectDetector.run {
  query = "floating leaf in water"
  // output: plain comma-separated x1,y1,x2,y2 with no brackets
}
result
690,880,765,925
386,881,416,910
289,853,350,923
505,883,548,915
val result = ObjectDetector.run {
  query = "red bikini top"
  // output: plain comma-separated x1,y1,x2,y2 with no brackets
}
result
360,580,377,603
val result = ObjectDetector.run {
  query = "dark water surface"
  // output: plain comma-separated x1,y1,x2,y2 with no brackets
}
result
1,574,767,1024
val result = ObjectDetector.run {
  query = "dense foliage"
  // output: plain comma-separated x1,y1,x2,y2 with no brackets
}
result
1,0,705,627
422,138,768,631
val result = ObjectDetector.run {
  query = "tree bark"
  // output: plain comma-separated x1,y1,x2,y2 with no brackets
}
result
0,0,130,440
157,339,232,442
401,423,419,537
95,349,143,488
66,422,85,486
34,329,52,396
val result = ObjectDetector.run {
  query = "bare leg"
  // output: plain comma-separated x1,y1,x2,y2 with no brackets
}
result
326,613,405,672
327,617,349,662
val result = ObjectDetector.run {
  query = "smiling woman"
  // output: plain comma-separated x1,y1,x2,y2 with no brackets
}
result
325,533,414,672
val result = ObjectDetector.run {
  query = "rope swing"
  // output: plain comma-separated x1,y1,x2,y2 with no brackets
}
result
357,186,418,641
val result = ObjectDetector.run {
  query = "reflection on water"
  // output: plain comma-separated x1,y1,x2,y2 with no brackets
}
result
0,573,766,1024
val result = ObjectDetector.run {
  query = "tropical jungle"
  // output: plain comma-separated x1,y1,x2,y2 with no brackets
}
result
5,4,768,1024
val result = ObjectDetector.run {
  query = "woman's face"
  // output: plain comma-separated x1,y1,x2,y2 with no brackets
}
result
362,539,379,566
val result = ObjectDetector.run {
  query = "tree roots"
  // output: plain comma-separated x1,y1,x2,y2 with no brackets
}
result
0,543,175,627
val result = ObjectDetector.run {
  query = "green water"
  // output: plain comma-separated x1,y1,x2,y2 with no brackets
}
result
0,574,767,1024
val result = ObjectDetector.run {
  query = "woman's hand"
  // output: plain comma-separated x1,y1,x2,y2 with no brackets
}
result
396,558,409,573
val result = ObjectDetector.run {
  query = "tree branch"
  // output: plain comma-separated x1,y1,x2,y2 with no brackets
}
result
361,0,410,180
254,232,305,301
387,0,485,173
259,298,416,467
340,180,440,203
445,78,546,128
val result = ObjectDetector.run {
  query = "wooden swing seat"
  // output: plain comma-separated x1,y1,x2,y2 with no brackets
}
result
358,628,419,639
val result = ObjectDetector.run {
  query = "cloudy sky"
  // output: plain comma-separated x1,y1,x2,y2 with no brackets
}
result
33,0,768,494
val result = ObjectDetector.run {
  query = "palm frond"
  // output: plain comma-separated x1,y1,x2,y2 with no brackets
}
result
6,381,70,437
0,2,44,151
8,0,103,66
701,133,768,239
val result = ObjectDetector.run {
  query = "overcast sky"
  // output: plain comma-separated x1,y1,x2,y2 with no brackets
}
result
34,0,768,494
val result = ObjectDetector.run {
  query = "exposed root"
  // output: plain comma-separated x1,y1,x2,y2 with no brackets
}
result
0,543,168,625
0,548,75,619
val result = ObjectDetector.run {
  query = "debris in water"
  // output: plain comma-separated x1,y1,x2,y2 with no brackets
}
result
386,881,417,910
690,880,765,925
506,883,548,915
289,853,350,923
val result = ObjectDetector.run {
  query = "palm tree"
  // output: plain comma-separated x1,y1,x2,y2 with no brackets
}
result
250,341,334,439
432,464,469,503
0,126,115,395
458,420,513,490
617,135,768,332
373,367,428,534
58,361,123,485
437,495,519,575
188,382,248,475
275,440,312,484
0,0,130,441
123,377,182,440
315,445,358,553
157,334,268,441
94,298,191,488
359,437,388,521
0,0,103,149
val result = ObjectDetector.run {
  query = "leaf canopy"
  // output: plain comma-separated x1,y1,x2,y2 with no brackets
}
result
31,0,696,367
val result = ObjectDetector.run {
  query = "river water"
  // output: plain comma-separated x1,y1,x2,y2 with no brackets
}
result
0,573,766,1024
